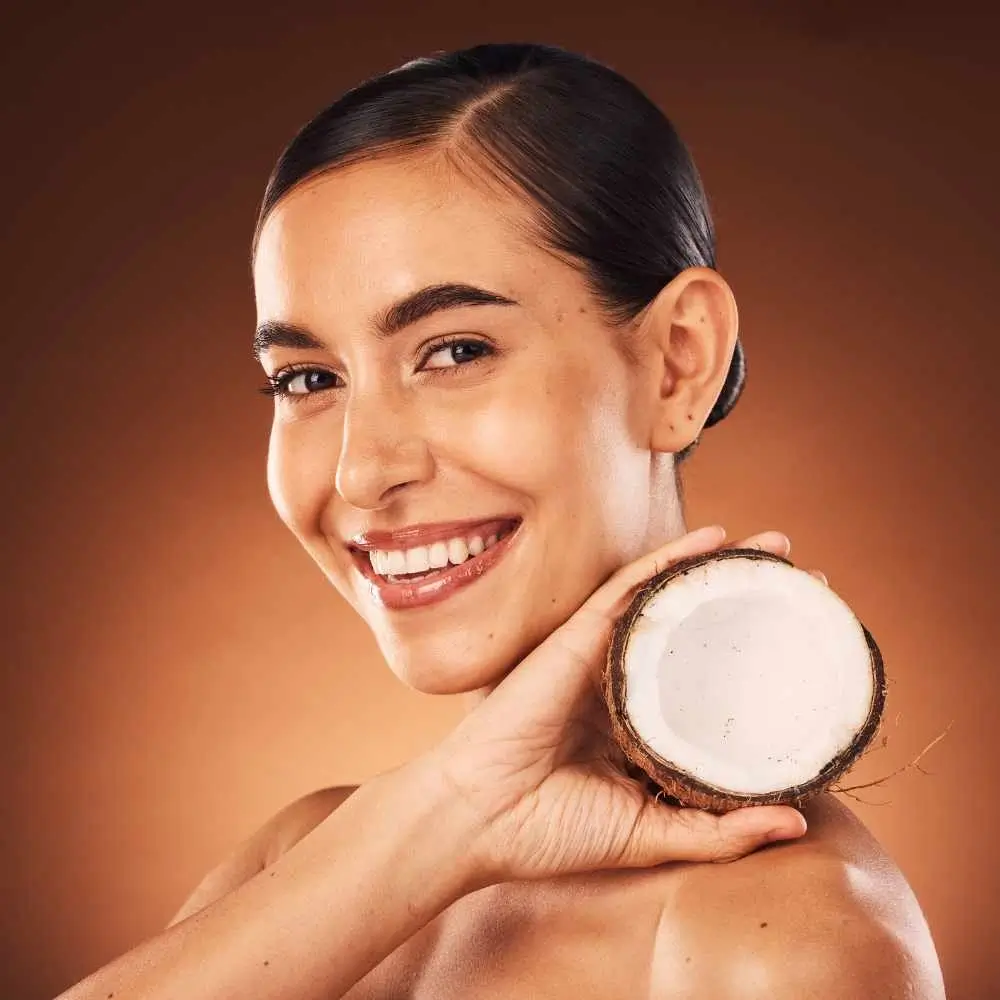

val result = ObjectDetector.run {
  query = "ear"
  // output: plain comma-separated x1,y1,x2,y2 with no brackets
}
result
637,267,739,454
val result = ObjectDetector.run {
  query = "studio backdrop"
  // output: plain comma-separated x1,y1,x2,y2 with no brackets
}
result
0,3,995,999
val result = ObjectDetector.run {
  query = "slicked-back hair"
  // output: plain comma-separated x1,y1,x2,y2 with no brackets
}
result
253,43,746,466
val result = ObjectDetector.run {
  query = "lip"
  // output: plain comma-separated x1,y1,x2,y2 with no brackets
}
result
349,519,522,612
349,516,520,552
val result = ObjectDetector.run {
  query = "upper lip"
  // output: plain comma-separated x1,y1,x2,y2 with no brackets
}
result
348,516,521,551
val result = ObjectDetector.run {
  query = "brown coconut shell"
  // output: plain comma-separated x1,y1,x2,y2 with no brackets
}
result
602,547,887,813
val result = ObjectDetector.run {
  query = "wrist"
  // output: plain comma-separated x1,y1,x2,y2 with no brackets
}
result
398,750,499,896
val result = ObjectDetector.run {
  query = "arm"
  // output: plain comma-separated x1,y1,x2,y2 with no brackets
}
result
58,760,482,1000
58,527,810,1000
166,785,357,927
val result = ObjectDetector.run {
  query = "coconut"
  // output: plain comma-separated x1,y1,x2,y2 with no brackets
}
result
602,547,886,813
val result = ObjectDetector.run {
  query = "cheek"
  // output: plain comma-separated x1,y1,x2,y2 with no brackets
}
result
449,360,649,534
586,406,653,548
265,418,338,537
449,388,586,506
547,367,652,549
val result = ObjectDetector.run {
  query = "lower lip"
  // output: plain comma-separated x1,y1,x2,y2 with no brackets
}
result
353,523,521,611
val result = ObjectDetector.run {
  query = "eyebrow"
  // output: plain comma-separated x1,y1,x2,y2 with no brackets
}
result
252,282,518,361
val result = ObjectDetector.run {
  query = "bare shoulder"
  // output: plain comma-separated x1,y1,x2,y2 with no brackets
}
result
649,794,946,999
262,784,360,866
167,784,359,927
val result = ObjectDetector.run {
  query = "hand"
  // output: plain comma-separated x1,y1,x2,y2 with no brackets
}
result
428,526,814,886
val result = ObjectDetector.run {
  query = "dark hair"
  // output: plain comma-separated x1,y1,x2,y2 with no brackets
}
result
253,42,745,467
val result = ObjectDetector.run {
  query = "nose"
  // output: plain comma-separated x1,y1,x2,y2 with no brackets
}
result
334,387,434,509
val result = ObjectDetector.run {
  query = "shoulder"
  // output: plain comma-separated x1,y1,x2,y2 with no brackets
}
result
648,794,946,1000
167,784,359,926
261,784,360,866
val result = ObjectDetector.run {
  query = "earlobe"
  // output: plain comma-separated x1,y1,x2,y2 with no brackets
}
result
643,267,739,454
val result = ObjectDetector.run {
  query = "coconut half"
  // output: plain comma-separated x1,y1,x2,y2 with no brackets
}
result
603,548,886,813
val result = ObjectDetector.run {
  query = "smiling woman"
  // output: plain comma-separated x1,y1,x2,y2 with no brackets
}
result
58,42,945,1000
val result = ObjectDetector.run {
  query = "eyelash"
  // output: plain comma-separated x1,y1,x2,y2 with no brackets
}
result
256,336,496,403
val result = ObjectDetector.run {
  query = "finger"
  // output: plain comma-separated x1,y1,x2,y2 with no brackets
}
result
562,526,795,691
488,527,727,723
586,527,794,629
809,569,828,586
728,530,791,557
583,525,726,620
626,802,809,868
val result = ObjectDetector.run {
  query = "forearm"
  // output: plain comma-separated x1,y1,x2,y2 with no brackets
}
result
59,756,484,1000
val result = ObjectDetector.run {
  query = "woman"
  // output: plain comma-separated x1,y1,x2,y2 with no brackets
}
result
61,43,945,1000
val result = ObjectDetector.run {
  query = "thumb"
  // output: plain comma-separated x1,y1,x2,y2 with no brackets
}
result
479,526,730,723
625,802,809,867
552,525,729,689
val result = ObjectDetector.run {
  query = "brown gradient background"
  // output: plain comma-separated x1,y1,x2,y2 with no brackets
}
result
0,2,996,998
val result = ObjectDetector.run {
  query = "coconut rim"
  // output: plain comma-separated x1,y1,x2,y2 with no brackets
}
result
602,547,887,809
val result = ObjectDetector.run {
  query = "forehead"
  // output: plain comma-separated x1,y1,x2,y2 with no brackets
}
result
253,154,564,319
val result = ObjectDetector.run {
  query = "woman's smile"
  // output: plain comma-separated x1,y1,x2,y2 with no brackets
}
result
254,152,715,693
346,516,523,611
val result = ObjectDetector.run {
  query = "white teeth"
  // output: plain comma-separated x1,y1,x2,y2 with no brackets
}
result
405,546,430,574
447,537,470,565
366,524,515,580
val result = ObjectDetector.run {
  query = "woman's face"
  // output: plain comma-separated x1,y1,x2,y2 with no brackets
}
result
253,154,681,695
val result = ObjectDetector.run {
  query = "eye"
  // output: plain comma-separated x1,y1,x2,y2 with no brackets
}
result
419,337,495,370
257,365,341,401
285,370,336,394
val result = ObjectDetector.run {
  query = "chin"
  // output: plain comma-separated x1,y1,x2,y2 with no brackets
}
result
382,640,512,696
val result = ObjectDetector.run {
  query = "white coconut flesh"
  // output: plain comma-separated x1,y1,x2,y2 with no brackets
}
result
622,557,877,795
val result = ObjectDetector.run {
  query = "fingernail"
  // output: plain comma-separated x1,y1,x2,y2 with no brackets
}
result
696,525,725,540
766,827,797,843
767,815,808,842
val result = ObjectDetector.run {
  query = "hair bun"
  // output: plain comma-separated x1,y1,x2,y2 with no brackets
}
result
704,337,745,429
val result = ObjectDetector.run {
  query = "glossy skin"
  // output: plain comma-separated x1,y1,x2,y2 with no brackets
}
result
259,789,938,1000
165,782,942,1000
246,152,946,998
253,151,730,698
